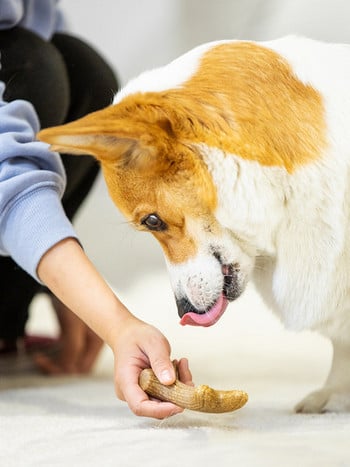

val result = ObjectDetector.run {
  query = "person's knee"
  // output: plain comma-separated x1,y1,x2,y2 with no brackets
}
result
0,27,70,127
52,33,119,118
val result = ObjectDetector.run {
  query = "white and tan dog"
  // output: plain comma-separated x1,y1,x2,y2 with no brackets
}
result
39,36,350,413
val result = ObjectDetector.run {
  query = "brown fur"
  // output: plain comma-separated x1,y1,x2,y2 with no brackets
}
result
172,41,326,171
37,41,326,263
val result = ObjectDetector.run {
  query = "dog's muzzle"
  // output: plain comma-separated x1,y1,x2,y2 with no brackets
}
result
176,262,241,327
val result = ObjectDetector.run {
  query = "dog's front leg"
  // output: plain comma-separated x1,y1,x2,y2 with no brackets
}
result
295,340,350,413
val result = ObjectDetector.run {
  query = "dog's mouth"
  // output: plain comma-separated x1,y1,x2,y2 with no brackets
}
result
178,263,239,327
179,293,229,327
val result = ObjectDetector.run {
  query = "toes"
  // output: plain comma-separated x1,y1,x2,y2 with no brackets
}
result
295,389,330,414
325,392,350,412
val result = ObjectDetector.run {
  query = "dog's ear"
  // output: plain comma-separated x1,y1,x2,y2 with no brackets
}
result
37,105,173,168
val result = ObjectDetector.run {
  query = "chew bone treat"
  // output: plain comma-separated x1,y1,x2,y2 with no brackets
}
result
139,368,248,413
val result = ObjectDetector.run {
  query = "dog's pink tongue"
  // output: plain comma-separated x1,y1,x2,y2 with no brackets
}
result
180,294,228,327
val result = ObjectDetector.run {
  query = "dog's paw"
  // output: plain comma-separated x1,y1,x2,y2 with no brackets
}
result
295,388,350,413
295,388,331,413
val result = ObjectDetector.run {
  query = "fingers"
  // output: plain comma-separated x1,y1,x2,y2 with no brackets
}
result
124,378,183,418
144,335,176,386
131,400,183,419
177,358,194,386
116,362,183,419
115,351,193,418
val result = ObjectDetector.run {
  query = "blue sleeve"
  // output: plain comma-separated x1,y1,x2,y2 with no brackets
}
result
0,0,67,40
0,81,78,281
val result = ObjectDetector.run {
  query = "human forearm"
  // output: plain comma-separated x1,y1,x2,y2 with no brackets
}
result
37,237,192,418
37,237,132,347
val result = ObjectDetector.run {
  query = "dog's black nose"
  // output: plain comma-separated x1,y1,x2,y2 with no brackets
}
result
222,264,240,301
176,297,198,318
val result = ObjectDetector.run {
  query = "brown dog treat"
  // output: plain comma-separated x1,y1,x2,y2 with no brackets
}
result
139,368,248,413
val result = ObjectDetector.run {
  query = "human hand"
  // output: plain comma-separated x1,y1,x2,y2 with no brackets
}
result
34,295,103,374
113,314,193,419
36,239,192,416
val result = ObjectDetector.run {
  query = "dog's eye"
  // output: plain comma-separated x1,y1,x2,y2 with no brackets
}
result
141,213,167,231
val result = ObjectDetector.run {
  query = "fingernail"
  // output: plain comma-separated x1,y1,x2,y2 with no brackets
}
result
160,370,173,383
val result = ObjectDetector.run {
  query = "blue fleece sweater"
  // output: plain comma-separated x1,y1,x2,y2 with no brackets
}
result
0,0,78,280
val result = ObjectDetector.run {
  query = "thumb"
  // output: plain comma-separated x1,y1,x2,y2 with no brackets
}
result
146,335,176,386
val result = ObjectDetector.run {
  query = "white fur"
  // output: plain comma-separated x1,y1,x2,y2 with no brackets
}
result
166,216,253,310
120,36,350,413
114,40,230,103
194,37,350,413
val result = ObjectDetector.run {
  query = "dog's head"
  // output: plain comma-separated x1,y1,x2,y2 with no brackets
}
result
38,40,325,326
38,99,251,326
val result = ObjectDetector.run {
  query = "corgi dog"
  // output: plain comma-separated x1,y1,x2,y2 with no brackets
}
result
38,36,350,413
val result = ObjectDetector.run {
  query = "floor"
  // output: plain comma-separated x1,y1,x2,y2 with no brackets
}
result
1,265,349,467
3,2,350,464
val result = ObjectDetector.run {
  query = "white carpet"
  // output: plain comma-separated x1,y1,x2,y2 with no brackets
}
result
1,271,349,467
2,2,350,465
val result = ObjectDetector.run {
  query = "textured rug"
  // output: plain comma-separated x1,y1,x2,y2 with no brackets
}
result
1,272,349,467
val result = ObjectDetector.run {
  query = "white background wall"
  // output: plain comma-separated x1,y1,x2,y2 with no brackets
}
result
59,0,350,291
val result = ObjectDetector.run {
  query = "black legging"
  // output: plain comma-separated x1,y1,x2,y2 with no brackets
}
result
0,27,119,339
